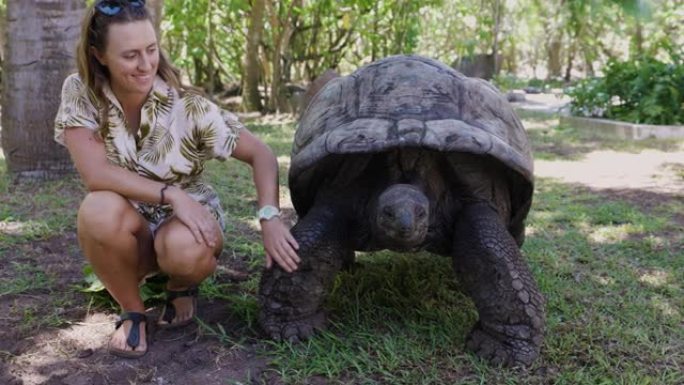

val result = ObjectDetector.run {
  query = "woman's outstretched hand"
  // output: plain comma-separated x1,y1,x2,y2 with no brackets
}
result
260,218,300,272
166,186,220,248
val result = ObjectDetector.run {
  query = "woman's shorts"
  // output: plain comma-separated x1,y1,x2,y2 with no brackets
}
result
131,201,226,237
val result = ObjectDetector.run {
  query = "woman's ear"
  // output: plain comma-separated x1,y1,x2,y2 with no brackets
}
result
90,46,106,66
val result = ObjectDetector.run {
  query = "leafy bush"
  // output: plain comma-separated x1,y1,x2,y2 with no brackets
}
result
567,56,684,125
492,73,527,92
492,75,569,93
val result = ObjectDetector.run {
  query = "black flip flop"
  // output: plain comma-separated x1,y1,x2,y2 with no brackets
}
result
109,311,147,358
158,287,198,329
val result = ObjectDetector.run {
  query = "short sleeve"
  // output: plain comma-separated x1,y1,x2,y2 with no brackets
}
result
54,74,99,146
192,96,243,161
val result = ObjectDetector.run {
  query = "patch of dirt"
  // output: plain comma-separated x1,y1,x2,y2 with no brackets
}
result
535,148,684,246
535,149,684,195
0,232,276,385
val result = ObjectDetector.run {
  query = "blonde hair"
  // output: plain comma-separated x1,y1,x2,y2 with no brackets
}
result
75,2,183,136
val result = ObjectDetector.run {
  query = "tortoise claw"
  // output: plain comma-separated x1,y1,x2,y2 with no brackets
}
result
260,312,326,342
466,321,542,367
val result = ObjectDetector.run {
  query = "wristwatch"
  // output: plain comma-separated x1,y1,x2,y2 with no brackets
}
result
257,205,281,221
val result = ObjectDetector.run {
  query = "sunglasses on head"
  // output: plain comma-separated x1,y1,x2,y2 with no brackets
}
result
95,0,146,16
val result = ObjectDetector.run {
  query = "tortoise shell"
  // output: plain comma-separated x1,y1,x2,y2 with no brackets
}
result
290,55,533,231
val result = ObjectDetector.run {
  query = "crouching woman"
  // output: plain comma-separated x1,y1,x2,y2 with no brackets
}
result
54,0,299,358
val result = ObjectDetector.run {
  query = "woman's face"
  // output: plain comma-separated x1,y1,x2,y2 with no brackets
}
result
95,20,159,98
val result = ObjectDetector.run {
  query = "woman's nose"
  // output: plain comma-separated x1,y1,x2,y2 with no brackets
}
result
138,53,151,71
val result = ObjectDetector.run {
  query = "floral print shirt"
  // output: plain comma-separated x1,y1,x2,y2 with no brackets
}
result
54,73,242,230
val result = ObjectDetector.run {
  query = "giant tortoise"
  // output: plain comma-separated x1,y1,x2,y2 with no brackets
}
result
259,55,545,366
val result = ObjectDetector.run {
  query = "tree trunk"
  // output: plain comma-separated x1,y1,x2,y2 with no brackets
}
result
242,0,265,112
632,17,643,57
2,0,85,181
268,0,301,113
491,0,503,76
147,0,163,36
546,35,563,79
564,39,576,82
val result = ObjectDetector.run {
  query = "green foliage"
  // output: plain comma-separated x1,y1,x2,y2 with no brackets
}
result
492,74,568,92
289,0,368,79
491,74,527,91
418,0,505,65
163,0,249,91
357,0,439,60
568,55,684,125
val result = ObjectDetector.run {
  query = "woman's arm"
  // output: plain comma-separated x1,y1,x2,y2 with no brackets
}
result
65,127,167,201
64,127,219,247
230,129,300,272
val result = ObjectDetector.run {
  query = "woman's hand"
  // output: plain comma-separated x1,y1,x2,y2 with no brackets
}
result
166,186,220,248
229,128,299,271
260,218,300,272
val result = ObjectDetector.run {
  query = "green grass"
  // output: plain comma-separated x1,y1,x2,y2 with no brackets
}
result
0,161,83,250
0,262,55,296
522,115,684,161
249,178,682,384
1,119,682,384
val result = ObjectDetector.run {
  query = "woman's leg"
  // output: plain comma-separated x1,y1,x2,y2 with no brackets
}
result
154,216,223,325
77,191,157,354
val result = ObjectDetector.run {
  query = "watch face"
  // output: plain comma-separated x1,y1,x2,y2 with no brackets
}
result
258,206,280,220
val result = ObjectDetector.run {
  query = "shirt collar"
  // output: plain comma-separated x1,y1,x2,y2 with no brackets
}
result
102,75,171,113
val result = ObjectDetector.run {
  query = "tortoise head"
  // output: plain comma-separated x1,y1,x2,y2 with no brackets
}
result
373,184,429,250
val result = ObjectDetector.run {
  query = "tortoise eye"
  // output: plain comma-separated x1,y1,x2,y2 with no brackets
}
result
382,206,394,218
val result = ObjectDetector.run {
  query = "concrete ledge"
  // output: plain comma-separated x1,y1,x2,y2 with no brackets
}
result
560,114,684,140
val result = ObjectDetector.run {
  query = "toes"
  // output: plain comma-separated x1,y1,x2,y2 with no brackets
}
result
260,312,326,342
466,325,539,367
110,321,147,352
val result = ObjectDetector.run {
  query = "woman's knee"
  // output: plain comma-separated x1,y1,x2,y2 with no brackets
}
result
78,191,143,241
158,245,217,279
155,224,219,279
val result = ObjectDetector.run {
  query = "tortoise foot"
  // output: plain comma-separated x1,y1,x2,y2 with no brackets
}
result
260,312,326,343
466,321,541,367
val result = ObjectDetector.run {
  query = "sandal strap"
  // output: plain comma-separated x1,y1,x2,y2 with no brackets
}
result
114,311,147,350
162,287,198,323
166,286,198,301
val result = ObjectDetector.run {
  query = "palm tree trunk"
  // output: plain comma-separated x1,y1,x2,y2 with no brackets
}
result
1,0,85,181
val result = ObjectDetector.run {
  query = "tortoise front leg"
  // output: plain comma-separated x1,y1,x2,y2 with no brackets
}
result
452,202,545,367
258,204,351,342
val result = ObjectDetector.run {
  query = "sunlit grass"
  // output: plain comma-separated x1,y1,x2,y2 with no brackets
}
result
1,120,682,384
522,115,684,161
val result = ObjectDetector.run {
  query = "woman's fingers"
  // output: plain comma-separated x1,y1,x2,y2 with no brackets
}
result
261,220,301,272
171,192,218,247
188,222,204,244
180,216,215,247
281,239,300,264
198,221,217,248
268,243,293,272
285,232,300,251
274,241,300,272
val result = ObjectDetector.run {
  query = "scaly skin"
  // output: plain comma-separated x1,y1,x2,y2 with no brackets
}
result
258,205,350,342
452,202,545,366
258,188,544,367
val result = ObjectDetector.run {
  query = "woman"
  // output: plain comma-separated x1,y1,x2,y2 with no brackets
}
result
54,0,299,358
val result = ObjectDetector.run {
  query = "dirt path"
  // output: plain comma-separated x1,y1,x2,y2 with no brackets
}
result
535,149,684,194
